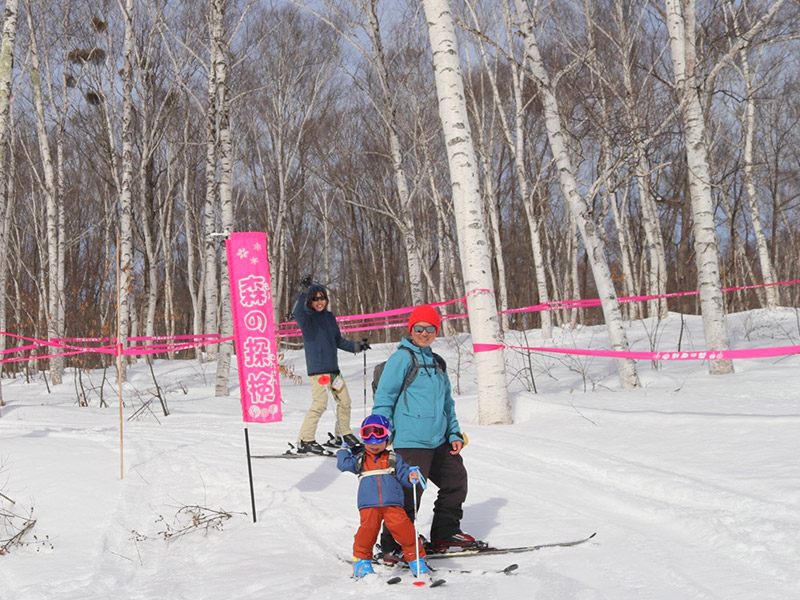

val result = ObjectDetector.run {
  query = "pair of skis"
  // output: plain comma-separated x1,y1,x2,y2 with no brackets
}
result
380,561,519,587
360,532,596,586
425,531,597,560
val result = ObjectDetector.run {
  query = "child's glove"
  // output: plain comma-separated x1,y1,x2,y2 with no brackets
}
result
409,466,427,489
341,443,363,456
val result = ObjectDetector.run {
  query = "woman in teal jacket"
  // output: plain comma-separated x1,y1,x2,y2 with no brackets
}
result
372,305,479,559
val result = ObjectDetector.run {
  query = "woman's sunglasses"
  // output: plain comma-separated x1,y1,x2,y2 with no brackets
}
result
310,295,327,302
412,325,437,334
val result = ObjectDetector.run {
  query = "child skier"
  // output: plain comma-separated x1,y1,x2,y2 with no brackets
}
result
337,414,429,578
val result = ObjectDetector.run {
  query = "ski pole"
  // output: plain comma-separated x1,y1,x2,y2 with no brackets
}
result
412,479,421,582
409,467,427,582
362,337,368,420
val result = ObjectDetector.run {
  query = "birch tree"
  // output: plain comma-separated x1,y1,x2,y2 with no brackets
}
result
24,3,65,385
301,0,429,305
730,3,777,310
510,0,639,388
212,0,236,396
420,0,511,425
463,0,554,337
117,0,136,381
664,0,734,374
0,0,19,407
611,0,669,319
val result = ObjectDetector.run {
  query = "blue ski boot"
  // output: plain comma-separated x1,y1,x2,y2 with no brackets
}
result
409,558,429,576
353,559,375,578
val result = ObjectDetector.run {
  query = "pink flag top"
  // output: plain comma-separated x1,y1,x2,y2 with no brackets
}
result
226,232,282,423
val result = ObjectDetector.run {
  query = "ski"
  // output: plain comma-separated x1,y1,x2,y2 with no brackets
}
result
425,532,596,560
381,560,518,576
434,563,518,575
251,442,335,459
386,575,445,587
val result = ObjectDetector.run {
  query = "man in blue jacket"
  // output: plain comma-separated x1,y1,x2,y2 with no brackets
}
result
293,276,369,454
372,304,477,558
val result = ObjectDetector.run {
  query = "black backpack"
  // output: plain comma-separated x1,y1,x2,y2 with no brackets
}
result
372,346,447,400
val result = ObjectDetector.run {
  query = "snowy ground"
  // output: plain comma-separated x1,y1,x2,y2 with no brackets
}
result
1,309,799,599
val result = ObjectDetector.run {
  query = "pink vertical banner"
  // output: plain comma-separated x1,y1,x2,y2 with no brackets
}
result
226,232,282,423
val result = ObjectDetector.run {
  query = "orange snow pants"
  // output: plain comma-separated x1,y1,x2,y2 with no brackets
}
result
353,505,426,562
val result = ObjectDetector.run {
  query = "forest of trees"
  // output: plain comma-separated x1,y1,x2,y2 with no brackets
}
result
1,0,799,394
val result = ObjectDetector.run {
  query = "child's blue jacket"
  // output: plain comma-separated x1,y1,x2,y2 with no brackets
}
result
337,449,415,510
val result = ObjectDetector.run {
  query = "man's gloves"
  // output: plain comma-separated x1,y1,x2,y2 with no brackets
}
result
354,340,371,353
299,274,313,294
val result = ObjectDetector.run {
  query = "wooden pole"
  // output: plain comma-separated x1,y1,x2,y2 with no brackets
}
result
116,233,124,480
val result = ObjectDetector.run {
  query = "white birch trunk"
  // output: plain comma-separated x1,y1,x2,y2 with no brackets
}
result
665,0,733,375
213,0,235,396
203,51,219,361
584,1,637,321
182,117,203,360
467,88,510,331
613,0,669,319
512,0,639,387
515,109,552,339
25,5,63,385
421,0,511,425
469,0,552,337
0,0,18,156
362,1,426,305
736,28,777,310
117,0,136,382
139,108,158,346
0,0,19,408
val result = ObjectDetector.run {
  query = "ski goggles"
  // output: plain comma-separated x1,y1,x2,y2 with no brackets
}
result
412,325,437,334
360,423,390,441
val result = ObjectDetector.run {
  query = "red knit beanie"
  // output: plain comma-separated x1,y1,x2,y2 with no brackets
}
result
408,305,441,334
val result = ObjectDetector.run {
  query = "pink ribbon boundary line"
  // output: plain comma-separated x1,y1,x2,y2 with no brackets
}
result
276,279,800,337
0,331,231,364
2,279,798,364
473,343,800,361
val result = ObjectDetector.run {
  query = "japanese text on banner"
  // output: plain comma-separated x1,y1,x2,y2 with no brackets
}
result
226,232,282,423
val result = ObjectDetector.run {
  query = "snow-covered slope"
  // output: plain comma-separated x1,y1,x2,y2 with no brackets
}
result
1,309,799,599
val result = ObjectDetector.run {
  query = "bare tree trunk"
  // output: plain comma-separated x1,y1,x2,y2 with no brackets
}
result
213,0,235,396
203,38,220,361
610,0,669,320
361,0,425,304
0,0,18,151
511,0,639,388
116,0,136,382
467,88,510,331
182,115,203,360
421,0,511,425
665,0,733,375
733,14,777,310
0,0,19,409
25,4,64,385
466,0,552,337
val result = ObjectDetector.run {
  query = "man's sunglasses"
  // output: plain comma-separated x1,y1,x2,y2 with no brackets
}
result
412,325,437,334
310,295,327,301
